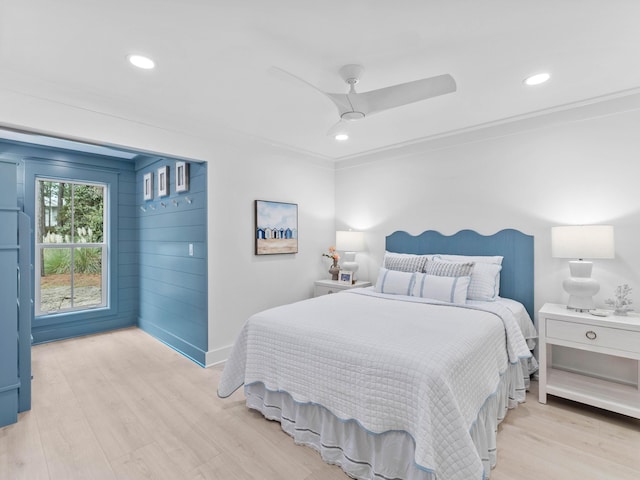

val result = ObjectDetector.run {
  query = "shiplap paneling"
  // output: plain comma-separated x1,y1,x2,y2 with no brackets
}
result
136,159,208,366
0,160,19,427
8,141,140,343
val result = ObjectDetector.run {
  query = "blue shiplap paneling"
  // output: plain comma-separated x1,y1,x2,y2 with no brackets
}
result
17,147,139,343
0,160,19,427
136,160,208,365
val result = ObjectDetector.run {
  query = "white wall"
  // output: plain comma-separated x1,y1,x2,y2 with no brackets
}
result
0,90,336,367
206,147,335,364
335,94,640,321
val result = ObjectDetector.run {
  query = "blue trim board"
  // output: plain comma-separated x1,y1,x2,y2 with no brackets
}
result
18,211,32,413
386,229,534,318
32,316,136,345
138,317,206,367
0,390,19,428
0,160,19,427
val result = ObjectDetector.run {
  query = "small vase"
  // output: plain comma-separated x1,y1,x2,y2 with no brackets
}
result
329,259,340,281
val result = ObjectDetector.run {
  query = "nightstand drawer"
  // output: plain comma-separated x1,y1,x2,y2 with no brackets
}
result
314,280,372,297
315,285,340,296
546,318,640,354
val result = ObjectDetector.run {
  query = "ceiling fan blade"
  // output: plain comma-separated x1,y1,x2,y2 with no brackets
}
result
268,66,325,95
359,74,456,116
269,66,353,115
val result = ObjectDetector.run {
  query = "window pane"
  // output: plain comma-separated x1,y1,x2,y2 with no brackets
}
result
73,184,104,243
38,181,71,243
73,247,102,308
40,247,72,312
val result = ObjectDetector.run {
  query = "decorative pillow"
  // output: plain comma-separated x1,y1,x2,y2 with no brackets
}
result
383,251,428,272
466,262,502,301
424,260,474,277
412,273,470,304
432,254,503,265
375,268,416,296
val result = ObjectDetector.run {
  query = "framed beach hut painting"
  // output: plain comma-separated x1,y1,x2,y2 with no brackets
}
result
255,200,298,255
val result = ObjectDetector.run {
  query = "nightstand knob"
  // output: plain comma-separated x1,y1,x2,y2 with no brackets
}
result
585,330,597,340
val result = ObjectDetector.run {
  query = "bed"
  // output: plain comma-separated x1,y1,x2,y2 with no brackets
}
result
218,229,537,480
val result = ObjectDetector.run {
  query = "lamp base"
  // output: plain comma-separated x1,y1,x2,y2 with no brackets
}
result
563,260,600,312
341,251,359,282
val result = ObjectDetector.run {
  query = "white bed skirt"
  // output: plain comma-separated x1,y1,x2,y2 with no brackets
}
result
244,360,527,480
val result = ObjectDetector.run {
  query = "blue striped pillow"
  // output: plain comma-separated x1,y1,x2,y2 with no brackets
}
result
375,268,416,296
412,273,470,304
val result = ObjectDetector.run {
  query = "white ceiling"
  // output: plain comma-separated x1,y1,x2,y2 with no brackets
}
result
1,0,640,161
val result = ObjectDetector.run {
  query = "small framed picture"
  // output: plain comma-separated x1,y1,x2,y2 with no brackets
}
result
338,270,354,285
157,166,169,197
176,161,190,193
143,172,153,200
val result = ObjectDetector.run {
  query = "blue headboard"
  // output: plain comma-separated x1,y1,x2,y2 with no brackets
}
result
385,229,534,318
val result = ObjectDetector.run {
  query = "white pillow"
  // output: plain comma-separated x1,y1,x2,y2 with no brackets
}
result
467,262,502,301
432,254,503,265
383,251,428,272
412,273,470,304
375,268,416,296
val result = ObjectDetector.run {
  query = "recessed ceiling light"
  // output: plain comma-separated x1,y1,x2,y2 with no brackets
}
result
524,72,550,86
334,133,349,141
127,54,155,70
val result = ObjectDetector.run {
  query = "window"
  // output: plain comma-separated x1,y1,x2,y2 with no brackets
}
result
35,179,107,316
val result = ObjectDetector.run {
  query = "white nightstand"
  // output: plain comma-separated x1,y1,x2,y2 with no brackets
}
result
314,279,372,297
538,303,640,418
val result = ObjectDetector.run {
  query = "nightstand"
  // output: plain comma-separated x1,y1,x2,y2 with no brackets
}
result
538,303,640,418
314,279,372,297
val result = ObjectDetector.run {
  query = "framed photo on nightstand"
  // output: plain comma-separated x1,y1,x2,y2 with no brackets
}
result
338,270,354,285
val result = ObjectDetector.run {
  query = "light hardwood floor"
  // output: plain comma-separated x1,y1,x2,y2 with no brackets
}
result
1,327,639,480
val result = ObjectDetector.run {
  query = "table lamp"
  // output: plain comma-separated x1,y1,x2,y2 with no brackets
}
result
336,230,364,282
551,225,615,312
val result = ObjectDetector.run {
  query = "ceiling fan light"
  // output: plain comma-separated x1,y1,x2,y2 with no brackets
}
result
127,54,155,70
334,133,349,141
524,72,550,86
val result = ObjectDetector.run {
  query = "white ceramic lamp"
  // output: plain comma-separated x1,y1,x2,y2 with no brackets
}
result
551,225,615,312
336,230,364,282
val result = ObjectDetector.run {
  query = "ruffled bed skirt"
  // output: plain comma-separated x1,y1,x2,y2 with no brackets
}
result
244,360,528,480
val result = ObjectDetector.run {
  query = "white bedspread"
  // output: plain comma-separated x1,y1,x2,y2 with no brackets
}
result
218,289,532,480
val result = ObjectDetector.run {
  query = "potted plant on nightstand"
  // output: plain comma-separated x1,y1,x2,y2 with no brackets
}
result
322,246,340,281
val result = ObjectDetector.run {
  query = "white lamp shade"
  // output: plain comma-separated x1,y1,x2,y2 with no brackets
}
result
336,231,364,252
551,225,615,259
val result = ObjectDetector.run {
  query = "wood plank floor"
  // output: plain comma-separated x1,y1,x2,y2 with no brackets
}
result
1,327,638,479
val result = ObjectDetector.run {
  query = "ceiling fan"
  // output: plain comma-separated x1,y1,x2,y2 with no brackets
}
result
271,64,457,139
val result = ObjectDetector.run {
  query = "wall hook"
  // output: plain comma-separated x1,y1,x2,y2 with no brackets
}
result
172,199,179,206
185,196,192,204
160,202,167,208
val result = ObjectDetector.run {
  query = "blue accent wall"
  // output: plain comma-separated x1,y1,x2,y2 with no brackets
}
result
136,158,208,366
1,139,139,343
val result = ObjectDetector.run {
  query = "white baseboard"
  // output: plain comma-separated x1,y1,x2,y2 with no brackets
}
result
205,344,233,367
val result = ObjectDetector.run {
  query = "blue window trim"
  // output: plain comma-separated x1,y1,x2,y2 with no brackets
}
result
24,158,120,330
